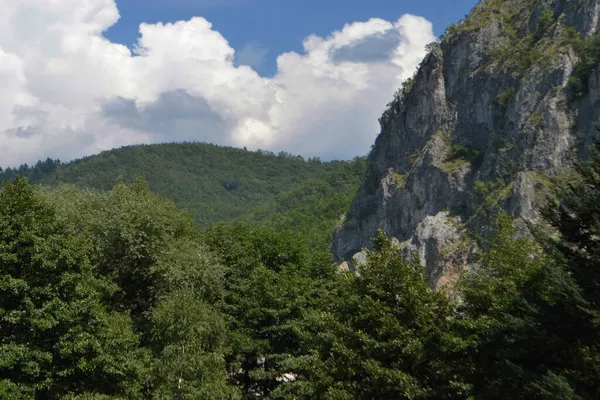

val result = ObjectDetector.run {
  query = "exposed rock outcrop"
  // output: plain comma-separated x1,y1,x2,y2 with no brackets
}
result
333,0,600,287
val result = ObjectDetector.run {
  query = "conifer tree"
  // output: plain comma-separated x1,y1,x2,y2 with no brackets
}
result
296,232,465,399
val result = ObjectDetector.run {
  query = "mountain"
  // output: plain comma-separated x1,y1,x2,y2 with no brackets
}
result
0,143,366,238
333,0,600,287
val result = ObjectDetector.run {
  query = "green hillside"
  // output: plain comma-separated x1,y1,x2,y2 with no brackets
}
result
0,143,366,236
237,157,367,247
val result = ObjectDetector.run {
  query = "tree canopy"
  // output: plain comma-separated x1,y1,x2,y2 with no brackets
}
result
1,146,600,398
0,143,366,233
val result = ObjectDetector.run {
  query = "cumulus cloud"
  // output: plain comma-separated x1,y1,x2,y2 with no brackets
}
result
0,0,435,167
330,29,402,63
102,90,227,143
235,41,268,69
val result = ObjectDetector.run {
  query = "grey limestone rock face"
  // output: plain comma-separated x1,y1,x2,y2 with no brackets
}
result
333,0,600,286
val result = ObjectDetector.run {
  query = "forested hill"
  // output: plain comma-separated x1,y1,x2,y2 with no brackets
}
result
0,143,366,231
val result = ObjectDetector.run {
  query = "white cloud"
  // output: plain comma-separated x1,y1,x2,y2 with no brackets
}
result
0,0,435,167
235,41,268,69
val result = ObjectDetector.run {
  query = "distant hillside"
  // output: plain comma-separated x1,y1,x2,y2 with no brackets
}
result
237,157,367,247
0,143,366,234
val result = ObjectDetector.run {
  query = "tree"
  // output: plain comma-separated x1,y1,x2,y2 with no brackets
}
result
296,232,464,399
150,289,237,399
41,179,225,340
41,179,237,398
201,224,334,398
0,178,149,398
454,213,599,399
540,145,600,397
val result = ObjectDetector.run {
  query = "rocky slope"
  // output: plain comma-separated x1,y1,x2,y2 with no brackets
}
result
333,0,600,287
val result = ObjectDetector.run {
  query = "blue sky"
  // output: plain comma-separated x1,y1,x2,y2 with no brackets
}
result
106,0,479,76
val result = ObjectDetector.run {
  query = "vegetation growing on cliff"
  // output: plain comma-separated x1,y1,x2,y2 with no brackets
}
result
564,27,600,98
442,143,483,173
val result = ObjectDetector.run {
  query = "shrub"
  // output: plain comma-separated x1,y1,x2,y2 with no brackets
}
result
538,9,554,34
498,87,516,111
529,111,543,128
564,27,600,98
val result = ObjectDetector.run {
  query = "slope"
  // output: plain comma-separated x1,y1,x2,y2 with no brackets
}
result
0,142,366,226
333,0,600,287
237,157,367,247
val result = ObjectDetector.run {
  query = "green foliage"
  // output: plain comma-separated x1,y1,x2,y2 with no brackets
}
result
391,171,407,188
0,143,364,227
0,178,149,398
150,289,237,399
481,3,559,76
474,179,504,197
442,0,516,40
544,143,600,327
296,232,466,399
39,179,235,397
497,87,517,111
453,208,600,399
458,154,600,397
4,135,600,399
444,23,459,38
537,9,554,34
453,214,550,397
563,27,600,99
488,34,542,73
442,142,483,173
450,144,482,164
529,111,543,128
425,42,440,52
409,149,422,167
201,223,334,398
0,158,61,185
386,74,418,113
237,157,366,248
474,180,491,196
41,179,218,326
402,76,416,96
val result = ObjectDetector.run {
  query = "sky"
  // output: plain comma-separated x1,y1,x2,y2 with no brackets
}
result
0,0,479,167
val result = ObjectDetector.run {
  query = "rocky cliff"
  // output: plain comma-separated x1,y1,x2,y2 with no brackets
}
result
333,0,600,288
